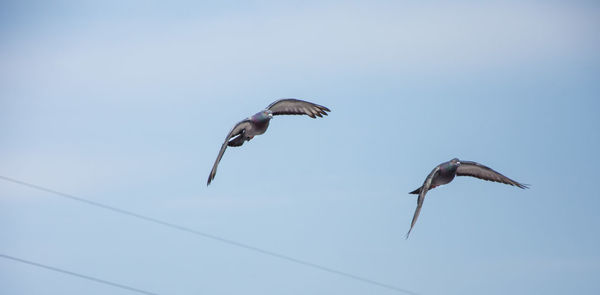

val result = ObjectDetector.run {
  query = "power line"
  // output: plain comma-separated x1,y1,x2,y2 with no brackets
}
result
0,175,419,295
0,253,160,295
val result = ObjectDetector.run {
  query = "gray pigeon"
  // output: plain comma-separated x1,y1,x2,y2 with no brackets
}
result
406,158,528,237
207,98,330,185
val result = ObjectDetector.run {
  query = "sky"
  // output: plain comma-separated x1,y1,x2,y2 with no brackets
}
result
1,1,600,294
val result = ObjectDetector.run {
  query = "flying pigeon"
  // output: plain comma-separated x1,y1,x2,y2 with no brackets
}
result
207,98,331,185
406,158,528,237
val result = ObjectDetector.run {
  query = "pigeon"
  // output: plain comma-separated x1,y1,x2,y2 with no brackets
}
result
406,158,528,237
207,98,331,185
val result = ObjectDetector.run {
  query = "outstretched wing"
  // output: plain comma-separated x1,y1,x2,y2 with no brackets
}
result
207,120,252,186
406,166,440,238
267,98,330,118
456,161,528,189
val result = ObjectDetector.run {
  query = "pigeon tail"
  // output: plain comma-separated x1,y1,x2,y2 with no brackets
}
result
409,187,422,195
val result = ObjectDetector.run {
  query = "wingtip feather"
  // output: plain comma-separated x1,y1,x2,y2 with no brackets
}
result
207,172,215,186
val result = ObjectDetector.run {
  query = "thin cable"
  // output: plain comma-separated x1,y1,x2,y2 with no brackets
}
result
0,253,160,295
0,175,419,295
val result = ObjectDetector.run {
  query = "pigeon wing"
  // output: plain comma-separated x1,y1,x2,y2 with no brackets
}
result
406,166,440,238
456,161,528,189
267,98,330,118
207,120,252,186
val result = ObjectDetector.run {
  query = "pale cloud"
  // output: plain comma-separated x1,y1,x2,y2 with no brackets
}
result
1,2,598,99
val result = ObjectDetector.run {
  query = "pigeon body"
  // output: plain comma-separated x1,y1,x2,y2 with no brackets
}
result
207,98,330,185
406,158,527,237
227,111,272,147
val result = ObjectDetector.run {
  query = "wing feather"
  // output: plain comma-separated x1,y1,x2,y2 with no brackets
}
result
406,166,440,238
207,121,251,185
266,98,330,118
456,161,528,189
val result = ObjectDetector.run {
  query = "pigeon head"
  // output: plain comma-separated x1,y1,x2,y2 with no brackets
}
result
450,158,461,166
442,158,461,172
250,110,273,122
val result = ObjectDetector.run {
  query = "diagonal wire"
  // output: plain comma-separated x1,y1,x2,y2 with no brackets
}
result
0,253,160,295
0,175,419,295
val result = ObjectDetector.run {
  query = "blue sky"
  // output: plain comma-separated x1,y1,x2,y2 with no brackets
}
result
1,1,599,294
